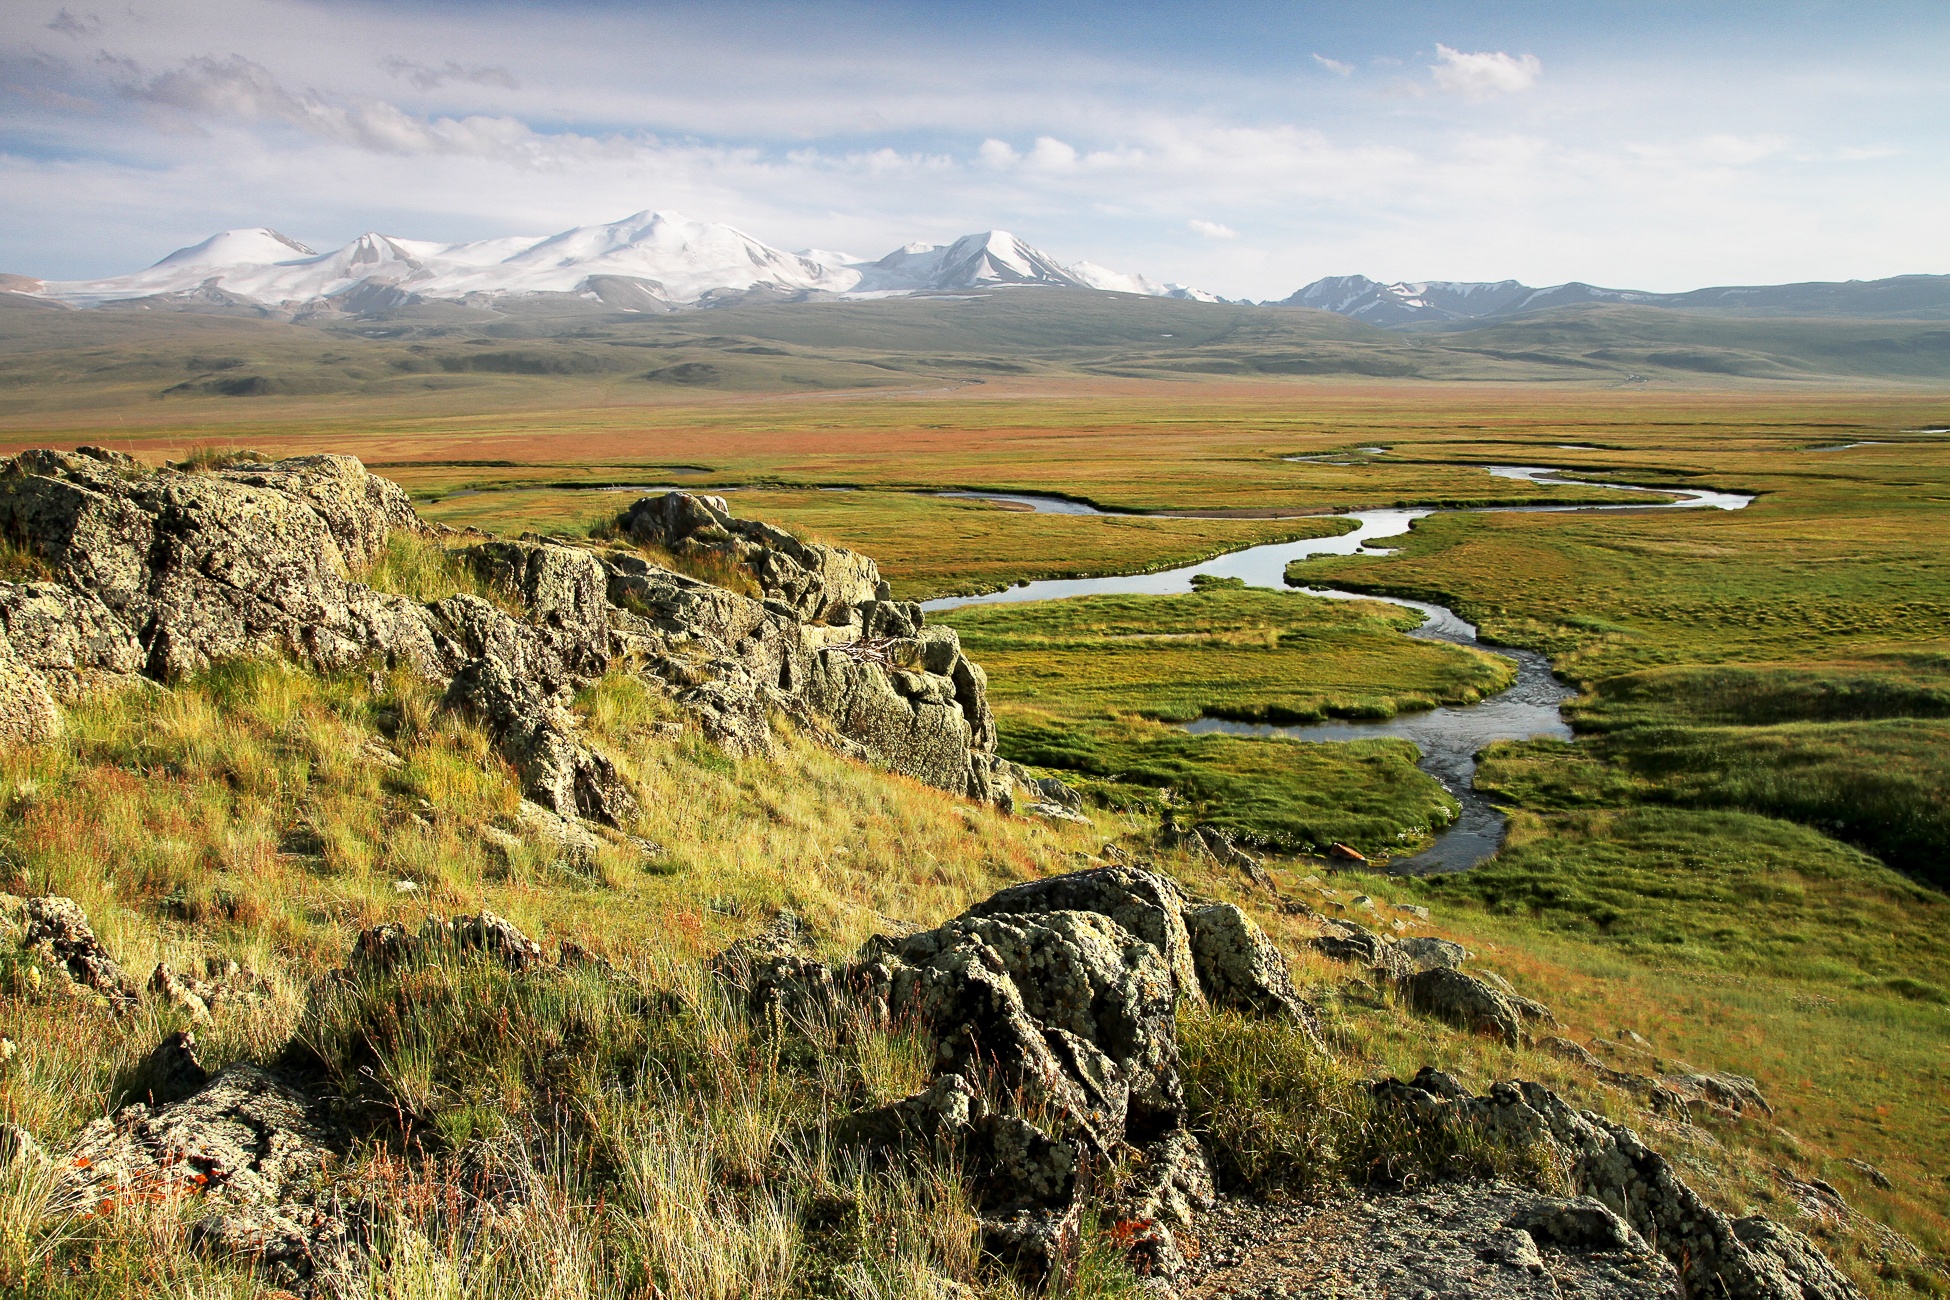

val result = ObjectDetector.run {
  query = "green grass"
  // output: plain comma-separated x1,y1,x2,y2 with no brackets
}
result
1003,712,1455,855
1425,792,1950,988
937,587,1513,723
933,587,1509,852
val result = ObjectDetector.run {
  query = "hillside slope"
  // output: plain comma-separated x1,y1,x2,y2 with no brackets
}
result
6,290,1950,418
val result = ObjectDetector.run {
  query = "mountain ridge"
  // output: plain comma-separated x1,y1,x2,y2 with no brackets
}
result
9,211,1220,317
1275,272,1950,325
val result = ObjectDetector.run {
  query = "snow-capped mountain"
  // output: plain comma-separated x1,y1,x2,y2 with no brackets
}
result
15,212,1218,314
852,231,1085,293
1274,276,1543,325
1274,273,1950,325
1068,261,1222,303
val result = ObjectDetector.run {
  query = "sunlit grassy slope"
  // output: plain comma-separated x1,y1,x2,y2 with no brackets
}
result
6,655,1943,1297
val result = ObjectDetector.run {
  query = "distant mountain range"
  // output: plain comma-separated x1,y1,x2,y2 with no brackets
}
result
7,211,1221,316
1275,273,1950,325
9,210,1944,324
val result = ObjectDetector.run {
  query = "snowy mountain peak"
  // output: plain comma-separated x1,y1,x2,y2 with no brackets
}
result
22,212,1219,313
152,228,317,271
1276,275,1544,324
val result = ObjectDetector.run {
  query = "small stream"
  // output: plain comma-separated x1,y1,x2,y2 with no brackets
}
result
923,467,1752,874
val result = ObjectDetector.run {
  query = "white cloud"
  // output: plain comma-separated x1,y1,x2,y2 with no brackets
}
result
1312,54,1352,76
380,58,519,92
1430,44,1542,99
1025,136,1079,170
114,53,611,164
1627,133,1788,167
977,138,1019,168
1189,218,1237,239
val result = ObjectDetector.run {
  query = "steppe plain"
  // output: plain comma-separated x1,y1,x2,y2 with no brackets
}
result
0,288,1947,1297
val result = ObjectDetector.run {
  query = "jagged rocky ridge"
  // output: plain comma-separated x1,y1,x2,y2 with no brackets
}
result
4,871,1861,1297
0,448,1018,813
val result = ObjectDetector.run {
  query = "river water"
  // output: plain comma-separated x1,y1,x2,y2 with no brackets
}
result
922,466,1753,874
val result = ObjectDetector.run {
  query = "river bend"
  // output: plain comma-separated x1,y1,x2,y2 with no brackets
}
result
923,467,1752,874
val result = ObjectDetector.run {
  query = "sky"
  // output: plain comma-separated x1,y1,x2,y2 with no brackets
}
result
2,0,1946,298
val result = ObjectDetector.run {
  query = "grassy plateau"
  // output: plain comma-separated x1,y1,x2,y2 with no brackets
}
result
0,355,1945,1295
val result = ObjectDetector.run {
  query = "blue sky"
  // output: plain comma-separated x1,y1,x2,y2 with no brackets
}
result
2,0,1945,295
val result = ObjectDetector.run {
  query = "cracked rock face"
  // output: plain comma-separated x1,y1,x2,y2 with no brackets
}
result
1369,1069,1862,1300
719,867,1327,1284
443,656,636,825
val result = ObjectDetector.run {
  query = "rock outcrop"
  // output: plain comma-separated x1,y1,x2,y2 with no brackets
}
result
1185,902,1317,1031
54,1060,364,1295
0,451,1018,813
1370,1068,1862,1300
1182,1182,1681,1299
713,866,1318,1284
15,894,136,1006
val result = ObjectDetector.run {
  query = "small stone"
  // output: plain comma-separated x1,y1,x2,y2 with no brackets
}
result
392,879,419,894
1843,1158,1892,1190
149,963,212,1025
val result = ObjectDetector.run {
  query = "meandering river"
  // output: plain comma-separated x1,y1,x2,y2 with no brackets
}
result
922,467,1753,874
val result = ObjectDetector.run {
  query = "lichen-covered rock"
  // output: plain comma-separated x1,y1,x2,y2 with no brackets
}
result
218,453,416,566
57,1065,340,1215
708,909,836,1021
443,656,637,825
960,865,1201,1001
0,449,377,680
1369,1071,1862,1300
0,635,59,746
1396,934,1468,973
464,540,615,680
348,909,547,974
1667,1071,1773,1118
21,895,135,1005
0,580,145,697
622,490,880,622
1402,966,1534,1045
191,1198,370,1299
1184,903,1315,1032
1730,1216,1862,1300
880,908,1179,1148
1311,920,1405,976
729,867,1216,1284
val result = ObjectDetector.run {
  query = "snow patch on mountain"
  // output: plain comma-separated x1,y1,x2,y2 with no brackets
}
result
18,212,1220,313
1067,261,1222,302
